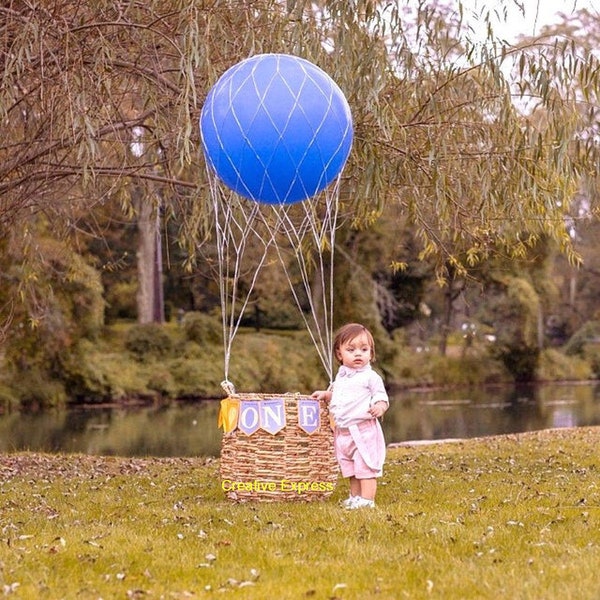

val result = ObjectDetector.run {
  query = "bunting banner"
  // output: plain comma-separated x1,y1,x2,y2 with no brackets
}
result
217,397,323,436
259,398,286,434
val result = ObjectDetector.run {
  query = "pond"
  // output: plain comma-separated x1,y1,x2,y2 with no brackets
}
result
1,382,600,458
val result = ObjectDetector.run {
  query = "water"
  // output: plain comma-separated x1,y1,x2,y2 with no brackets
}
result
1,383,600,457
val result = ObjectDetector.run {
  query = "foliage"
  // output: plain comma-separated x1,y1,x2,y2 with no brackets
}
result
7,369,68,409
124,323,174,362
0,324,334,406
562,321,600,378
389,344,511,389
537,348,593,382
581,344,600,379
59,340,119,403
105,281,138,321
239,295,306,331
478,274,541,381
181,311,222,345
228,331,326,393
2,236,105,346
2,0,600,335
1,427,600,598
3,316,598,408
1,236,105,405
564,320,600,356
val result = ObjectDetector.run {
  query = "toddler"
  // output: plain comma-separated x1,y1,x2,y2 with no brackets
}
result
312,323,388,509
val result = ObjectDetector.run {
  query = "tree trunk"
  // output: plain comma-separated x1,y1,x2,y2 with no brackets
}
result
438,287,452,357
438,268,464,356
135,190,164,324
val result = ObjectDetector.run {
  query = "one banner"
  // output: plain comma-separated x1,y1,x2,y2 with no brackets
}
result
297,398,320,434
220,397,323,436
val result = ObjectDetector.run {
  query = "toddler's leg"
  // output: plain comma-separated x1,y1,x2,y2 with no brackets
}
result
349,476,361,497
345,478,377,509
360,478,377,501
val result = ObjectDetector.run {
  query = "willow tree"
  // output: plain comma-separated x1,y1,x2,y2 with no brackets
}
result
1,0,599,335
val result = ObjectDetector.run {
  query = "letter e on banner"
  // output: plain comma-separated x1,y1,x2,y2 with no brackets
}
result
238,401,260,435
260,398,286,434
298,399,320,434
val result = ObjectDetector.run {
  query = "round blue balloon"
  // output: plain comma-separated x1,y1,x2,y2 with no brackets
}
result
200,54,353,204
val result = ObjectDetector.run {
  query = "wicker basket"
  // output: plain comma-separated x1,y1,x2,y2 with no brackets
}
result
219,392,338,502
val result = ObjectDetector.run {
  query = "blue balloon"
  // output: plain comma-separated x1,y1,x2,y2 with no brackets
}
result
200,54,353,204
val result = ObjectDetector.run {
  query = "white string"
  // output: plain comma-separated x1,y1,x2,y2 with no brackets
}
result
265,178,341,383
208,171,273,382
207,168,340,385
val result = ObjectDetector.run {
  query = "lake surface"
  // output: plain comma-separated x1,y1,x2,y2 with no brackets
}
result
1,382,600,457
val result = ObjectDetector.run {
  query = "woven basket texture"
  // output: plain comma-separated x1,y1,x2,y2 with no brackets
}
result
220,393,337,502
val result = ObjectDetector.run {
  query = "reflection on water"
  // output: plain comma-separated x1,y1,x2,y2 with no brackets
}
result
0,402,223,458
1,383,600,457
383,382,600,444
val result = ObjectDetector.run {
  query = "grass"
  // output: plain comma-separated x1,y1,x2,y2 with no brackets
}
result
1,427,600,599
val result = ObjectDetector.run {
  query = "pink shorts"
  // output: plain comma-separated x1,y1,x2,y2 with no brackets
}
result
334,419,386,479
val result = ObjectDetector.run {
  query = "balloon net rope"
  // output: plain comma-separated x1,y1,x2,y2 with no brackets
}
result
267,181,341,382
207,172,341,386
208,177,274,382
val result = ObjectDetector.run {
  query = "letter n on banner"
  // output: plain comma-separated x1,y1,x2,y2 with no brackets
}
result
238,401,260,435
260,398,286,434
297,399,320,434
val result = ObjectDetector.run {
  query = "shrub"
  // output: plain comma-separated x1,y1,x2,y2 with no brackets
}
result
60,340,116,402
581,344,600,378
11,368,67,408
228,332,327,393
0,384,17,411
125,323,173,362
564,321,600,356
170,356,224,398
537,348,592,381
147,368,177,398
105,282,138,321
182,312,222,345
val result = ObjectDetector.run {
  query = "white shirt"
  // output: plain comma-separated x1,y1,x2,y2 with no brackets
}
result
329,364,388,428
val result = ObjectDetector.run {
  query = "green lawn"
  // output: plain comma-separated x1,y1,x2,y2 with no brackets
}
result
1,427,599,599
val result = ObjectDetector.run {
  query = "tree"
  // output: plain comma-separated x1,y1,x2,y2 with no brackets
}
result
2,0,600,358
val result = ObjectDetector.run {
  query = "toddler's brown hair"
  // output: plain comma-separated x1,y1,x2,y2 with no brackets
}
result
333,323,376,363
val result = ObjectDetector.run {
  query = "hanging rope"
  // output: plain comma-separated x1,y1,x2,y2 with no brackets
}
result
208,174,274,385
266,179,341,383
206,168,341,387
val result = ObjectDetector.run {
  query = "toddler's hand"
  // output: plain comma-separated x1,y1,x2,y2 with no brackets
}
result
369,401,387,418
311,390,331,402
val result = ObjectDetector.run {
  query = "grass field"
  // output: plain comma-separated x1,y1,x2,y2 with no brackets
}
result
1,427,599,599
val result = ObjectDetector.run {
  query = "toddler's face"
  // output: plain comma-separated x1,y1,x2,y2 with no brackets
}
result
336,333,372,370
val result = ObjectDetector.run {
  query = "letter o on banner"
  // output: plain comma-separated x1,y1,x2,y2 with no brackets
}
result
200,53,353,204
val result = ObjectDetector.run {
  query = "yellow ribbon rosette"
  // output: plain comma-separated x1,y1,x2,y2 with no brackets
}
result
218,397,240,433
